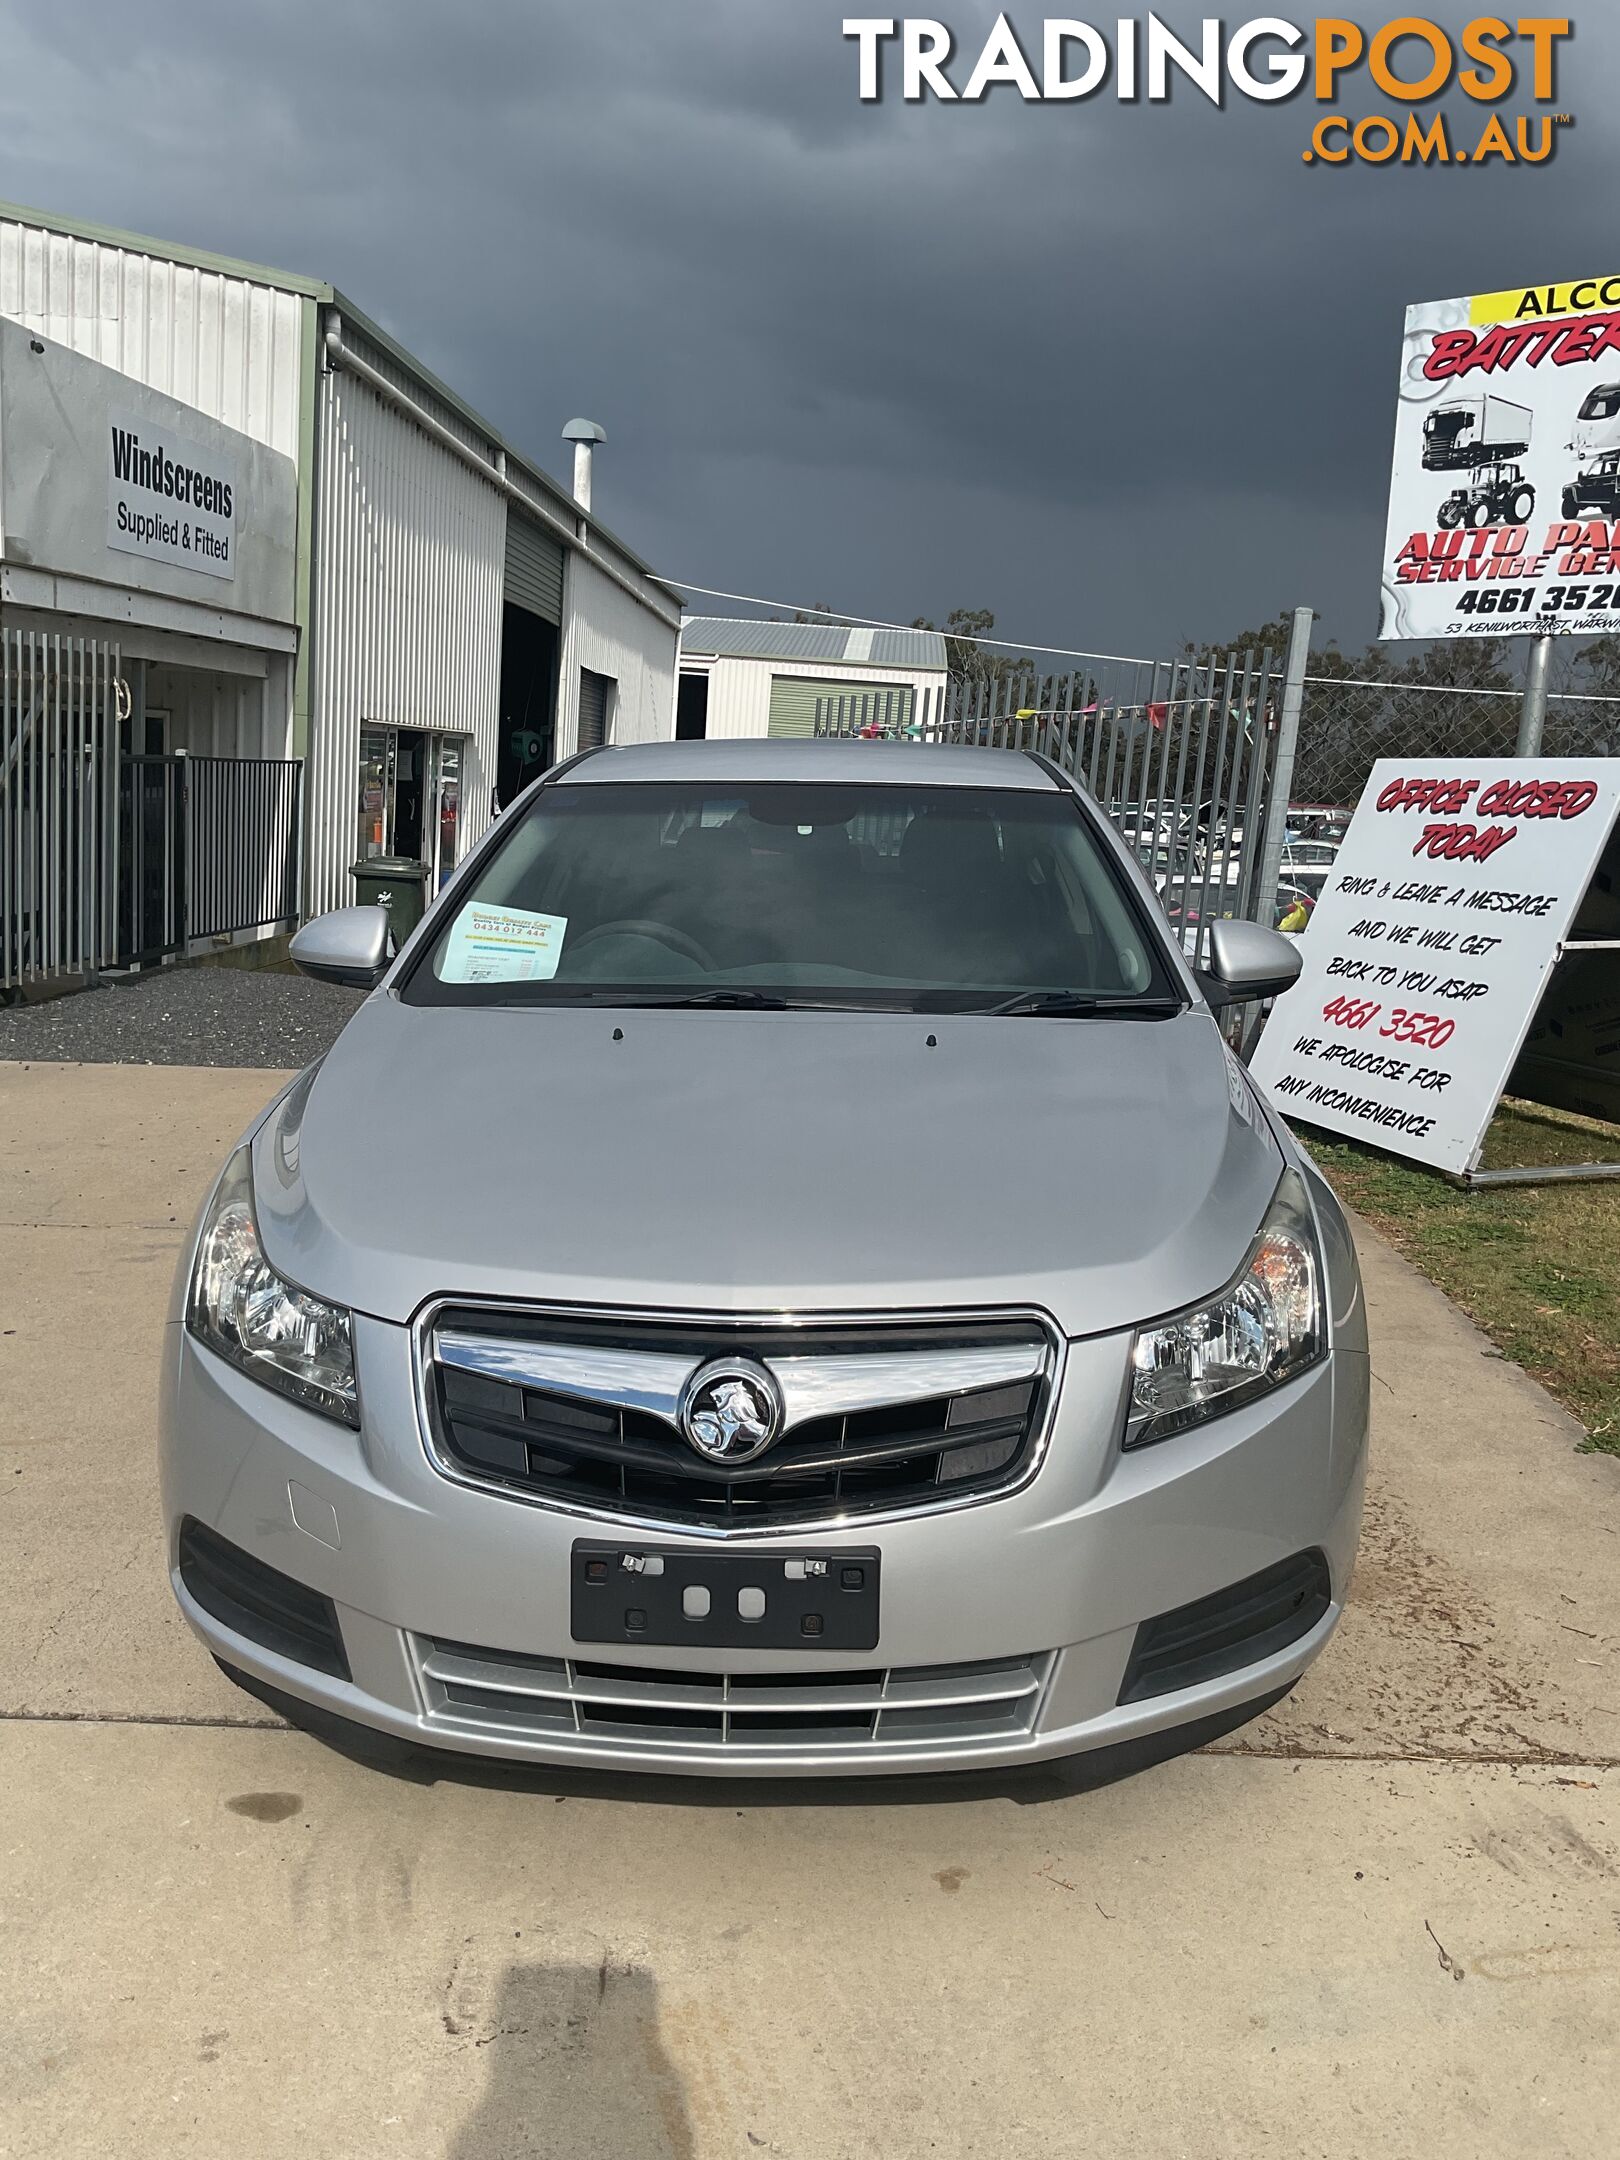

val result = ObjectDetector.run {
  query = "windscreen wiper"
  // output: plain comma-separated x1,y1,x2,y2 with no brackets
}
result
611,989,929,1014
982,992,1186,1018
606,988,797,1010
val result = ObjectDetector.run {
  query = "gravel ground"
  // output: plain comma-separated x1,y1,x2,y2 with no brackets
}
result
0,967,366,1068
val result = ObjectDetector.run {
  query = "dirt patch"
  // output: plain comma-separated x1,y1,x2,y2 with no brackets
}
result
1223,1484,1585,1762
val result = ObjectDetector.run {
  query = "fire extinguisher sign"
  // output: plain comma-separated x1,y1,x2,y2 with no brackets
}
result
1381,280,1620,642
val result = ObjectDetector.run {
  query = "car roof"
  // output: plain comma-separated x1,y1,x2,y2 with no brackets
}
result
558,738,1059,791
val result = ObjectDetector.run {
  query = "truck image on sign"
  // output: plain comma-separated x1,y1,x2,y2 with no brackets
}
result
1422,394,1535,529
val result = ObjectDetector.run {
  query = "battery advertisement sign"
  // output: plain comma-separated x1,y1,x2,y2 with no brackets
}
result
1380,281,1620,642
1249,760,1620,1177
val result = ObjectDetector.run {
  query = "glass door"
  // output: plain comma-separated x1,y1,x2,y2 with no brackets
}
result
431,736,463,892
357,727,393,861
357,728,467,887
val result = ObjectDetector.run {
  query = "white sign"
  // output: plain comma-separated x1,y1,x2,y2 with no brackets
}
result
439,903,567,984
1249,758,1620,1175
107,407,236,582
1381,278,1620,642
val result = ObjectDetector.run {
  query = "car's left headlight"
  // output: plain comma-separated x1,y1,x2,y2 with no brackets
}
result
186,1146,358,1427
1126,1169,1325,1449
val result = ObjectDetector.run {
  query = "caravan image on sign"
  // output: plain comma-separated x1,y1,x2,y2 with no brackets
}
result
1381,279,1620,641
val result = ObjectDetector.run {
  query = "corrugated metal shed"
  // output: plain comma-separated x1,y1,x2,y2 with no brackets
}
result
0,212,307,463
681,617,947,670
306,323,505,916
0,198,684,923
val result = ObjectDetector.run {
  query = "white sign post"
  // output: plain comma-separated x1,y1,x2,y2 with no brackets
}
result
1249,758,1620,1178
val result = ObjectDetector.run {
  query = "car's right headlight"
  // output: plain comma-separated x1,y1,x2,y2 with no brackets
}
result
185,1146,358,1427
1126,1169,1325,1449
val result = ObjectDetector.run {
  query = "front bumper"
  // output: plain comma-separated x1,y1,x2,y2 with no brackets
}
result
159,1310,1368,1778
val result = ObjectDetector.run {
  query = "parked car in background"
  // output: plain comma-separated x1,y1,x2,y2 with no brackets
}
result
163,740,1367,1781
1287,805,1352,845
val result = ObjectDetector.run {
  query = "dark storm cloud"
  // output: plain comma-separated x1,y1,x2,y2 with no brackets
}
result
2,0,1614,652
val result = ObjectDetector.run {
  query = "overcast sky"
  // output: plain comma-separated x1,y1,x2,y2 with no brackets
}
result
2,1,1615,657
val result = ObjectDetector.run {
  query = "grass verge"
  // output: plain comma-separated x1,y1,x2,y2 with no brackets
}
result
1299,1099,1620,1459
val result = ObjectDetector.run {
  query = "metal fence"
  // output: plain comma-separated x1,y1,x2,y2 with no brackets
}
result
1292,673,1620,809
186,755,304,944
3,617,303,996
2,628,125,991
813,627,1307,966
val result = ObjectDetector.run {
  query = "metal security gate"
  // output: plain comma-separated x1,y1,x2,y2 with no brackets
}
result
813,616,1312,968
118,754,187,966
1,627,125,995
117,753,304,967
3,620,304,997
186,756,303,946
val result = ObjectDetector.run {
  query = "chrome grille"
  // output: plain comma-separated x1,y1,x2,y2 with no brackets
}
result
420,1307,1060,1532
413,1637,1054,1753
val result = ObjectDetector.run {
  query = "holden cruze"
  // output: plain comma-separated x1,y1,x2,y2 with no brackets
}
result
161,738,1368,1777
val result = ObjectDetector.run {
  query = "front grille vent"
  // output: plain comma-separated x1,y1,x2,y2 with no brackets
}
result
414,1636,1053,1752
426,1309,1057,1531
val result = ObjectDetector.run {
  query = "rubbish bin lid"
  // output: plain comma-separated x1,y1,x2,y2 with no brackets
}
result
351,856,429,880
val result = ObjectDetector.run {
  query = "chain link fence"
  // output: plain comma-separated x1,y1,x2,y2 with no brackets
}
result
1292,673,1620,808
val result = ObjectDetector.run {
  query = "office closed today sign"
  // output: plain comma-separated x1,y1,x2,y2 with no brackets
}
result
1249,760,1620,1176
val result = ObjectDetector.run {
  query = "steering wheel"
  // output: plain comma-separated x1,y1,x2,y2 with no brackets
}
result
565,918,718,970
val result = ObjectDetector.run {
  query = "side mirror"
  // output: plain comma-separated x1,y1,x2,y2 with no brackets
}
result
1205,918,1303,1004
290,906,393,989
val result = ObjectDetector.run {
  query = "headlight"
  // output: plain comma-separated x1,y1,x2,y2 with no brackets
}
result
186,1146,358,1427
1126,1169,1324,1448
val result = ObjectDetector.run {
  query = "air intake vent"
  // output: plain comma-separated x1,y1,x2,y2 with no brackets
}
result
178,1518,350,1680
1117,1549,1331,1705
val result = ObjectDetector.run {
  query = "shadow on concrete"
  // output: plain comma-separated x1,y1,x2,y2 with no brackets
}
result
445,1960,693,2160
222,1658,1292,1811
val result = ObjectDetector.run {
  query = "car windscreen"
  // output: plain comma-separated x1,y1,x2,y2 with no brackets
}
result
401,779,1178,1012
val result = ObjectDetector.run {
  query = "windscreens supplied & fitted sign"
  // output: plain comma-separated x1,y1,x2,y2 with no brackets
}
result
107,406,237,582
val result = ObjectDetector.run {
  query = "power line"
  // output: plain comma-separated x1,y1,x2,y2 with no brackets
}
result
667,580,1161,669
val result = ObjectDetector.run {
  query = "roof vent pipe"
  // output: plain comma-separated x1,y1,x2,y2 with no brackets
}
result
562,418,607,514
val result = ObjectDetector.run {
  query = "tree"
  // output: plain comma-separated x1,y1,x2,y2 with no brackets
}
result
910,607,1035,692
1181,613,1352,676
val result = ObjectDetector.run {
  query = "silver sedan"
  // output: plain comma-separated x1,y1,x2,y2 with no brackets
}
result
161,740,1367,1778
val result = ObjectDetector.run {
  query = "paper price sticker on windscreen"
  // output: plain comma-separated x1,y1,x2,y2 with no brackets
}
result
439,904,567,984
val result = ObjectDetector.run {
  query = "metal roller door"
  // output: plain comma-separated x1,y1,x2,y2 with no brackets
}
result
767,675,913,739
578,669,612,752
505,513,565,624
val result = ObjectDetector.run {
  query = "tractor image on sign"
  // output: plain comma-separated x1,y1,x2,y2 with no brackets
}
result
1422,394,1535,529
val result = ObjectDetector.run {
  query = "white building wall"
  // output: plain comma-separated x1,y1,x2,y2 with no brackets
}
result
0,216,306,459
147,658,281,760
555,548,679,757
690,656,948,739
307,349,505,915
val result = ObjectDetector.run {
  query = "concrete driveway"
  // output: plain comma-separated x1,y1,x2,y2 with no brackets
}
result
1,1060,1616,2159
